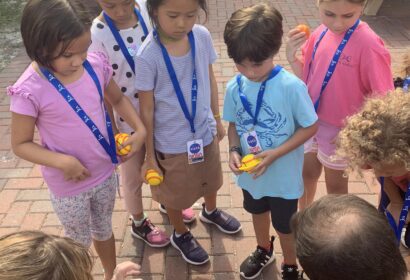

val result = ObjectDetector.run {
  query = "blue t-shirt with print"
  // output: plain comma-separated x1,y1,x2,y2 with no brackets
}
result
223,67,317,200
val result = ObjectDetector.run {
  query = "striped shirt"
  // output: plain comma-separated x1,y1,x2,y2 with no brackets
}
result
135,24,217,153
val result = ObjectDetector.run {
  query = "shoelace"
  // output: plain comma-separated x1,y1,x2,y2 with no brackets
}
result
249,248,270,265
143,219,160,235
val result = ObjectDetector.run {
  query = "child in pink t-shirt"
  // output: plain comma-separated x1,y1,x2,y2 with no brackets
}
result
286,0,393,209
7,0,146,279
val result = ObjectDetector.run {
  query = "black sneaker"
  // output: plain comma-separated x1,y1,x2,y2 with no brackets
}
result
240,236,275,279
171,231,209,265
281,264,300,280
199,203,241,234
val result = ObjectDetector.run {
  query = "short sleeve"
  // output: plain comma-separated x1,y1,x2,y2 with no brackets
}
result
222,78,238,122
206,29,217,64
288,80,318,128
360,42,393,97
7,85,39,118
134,52,156,92
91,51,113,88
89,32,109,55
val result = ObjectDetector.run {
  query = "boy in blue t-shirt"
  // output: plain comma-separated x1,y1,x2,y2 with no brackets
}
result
223,3,318,280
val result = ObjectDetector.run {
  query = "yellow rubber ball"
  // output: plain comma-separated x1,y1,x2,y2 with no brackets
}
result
115,133,131,156
145,169,163,186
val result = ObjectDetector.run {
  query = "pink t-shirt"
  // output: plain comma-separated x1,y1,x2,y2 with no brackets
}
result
7,52,115,197
302,22,393,127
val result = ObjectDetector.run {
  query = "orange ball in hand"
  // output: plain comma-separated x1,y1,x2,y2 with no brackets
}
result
296,24,310,37
115,133,131,156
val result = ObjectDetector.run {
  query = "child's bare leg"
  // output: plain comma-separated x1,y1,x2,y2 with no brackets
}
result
93,234,116,280
324,167,348,194
252,212,271,250
203,191,217,211
277,231,297,265
300,153,323,209
166,207,188,234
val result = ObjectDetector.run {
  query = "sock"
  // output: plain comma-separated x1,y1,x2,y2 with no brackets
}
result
132,213,146,227
174,230,188,238
205,207,216,215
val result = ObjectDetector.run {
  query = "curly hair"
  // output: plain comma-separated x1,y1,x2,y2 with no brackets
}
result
337,90,410,172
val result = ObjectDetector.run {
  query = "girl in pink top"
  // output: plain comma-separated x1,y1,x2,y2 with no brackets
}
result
7,0,146,279
286,0,393,209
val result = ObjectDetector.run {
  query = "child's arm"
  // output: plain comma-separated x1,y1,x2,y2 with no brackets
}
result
227,122,243,175
251,121,318,178
286,28,306,78
11,113,91,182
138,89,161,181
104,100,119,135
105,78,146,157
209,64,226,141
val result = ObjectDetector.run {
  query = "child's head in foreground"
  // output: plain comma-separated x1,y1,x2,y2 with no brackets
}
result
0,230,93,280
223,3,283,82
337,90,410,177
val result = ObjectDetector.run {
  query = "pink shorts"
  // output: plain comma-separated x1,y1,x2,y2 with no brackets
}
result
304,120,347,170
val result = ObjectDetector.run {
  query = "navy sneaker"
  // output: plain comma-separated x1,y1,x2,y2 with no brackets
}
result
171,231,209,265
240,236,275,279
282,264,300,280
199,203,241,234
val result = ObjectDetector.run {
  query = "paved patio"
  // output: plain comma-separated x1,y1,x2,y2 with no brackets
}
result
0,0,409,279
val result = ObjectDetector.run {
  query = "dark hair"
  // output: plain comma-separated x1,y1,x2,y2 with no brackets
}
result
21,0,93,70
291,194,407,280
224,3,283,63
146,0,208,28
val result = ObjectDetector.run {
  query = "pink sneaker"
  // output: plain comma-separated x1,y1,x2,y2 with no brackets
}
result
131,218,170,247
159,204,196,223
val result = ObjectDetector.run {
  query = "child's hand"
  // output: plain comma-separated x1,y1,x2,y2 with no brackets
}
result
112,261,141,280
60,155,91,182
216,119,226,141
229,150,243,175
286,28,308,63
249,149,280,179
120,132,145,162
140,158,162,184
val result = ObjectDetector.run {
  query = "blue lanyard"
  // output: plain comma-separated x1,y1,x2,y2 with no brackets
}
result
153,29,198,134
40,61,118,164
307,20,360,112
403,75,410,93
380,176,410,243
236,65,282,126
103,7,149,74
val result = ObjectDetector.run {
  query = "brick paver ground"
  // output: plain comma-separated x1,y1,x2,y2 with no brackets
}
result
0,1,409,279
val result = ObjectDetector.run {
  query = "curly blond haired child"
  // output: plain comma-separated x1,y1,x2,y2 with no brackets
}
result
338,90,410,247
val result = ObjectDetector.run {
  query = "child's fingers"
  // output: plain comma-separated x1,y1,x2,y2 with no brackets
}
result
252,166,267,179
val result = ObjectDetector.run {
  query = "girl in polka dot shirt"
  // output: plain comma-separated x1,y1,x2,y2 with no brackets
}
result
89,0,172,248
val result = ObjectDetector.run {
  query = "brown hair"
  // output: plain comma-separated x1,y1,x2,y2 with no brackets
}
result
20,0,93,70
337,90,410,172
223,3,283,63
0,231,93,280
146,0,208,28
291,194,407,280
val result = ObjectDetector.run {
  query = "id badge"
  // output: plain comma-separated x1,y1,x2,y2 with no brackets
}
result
243,130,263,154
187,139,204,164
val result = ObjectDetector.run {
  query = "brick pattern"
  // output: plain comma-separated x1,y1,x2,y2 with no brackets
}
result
0,1,409,279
